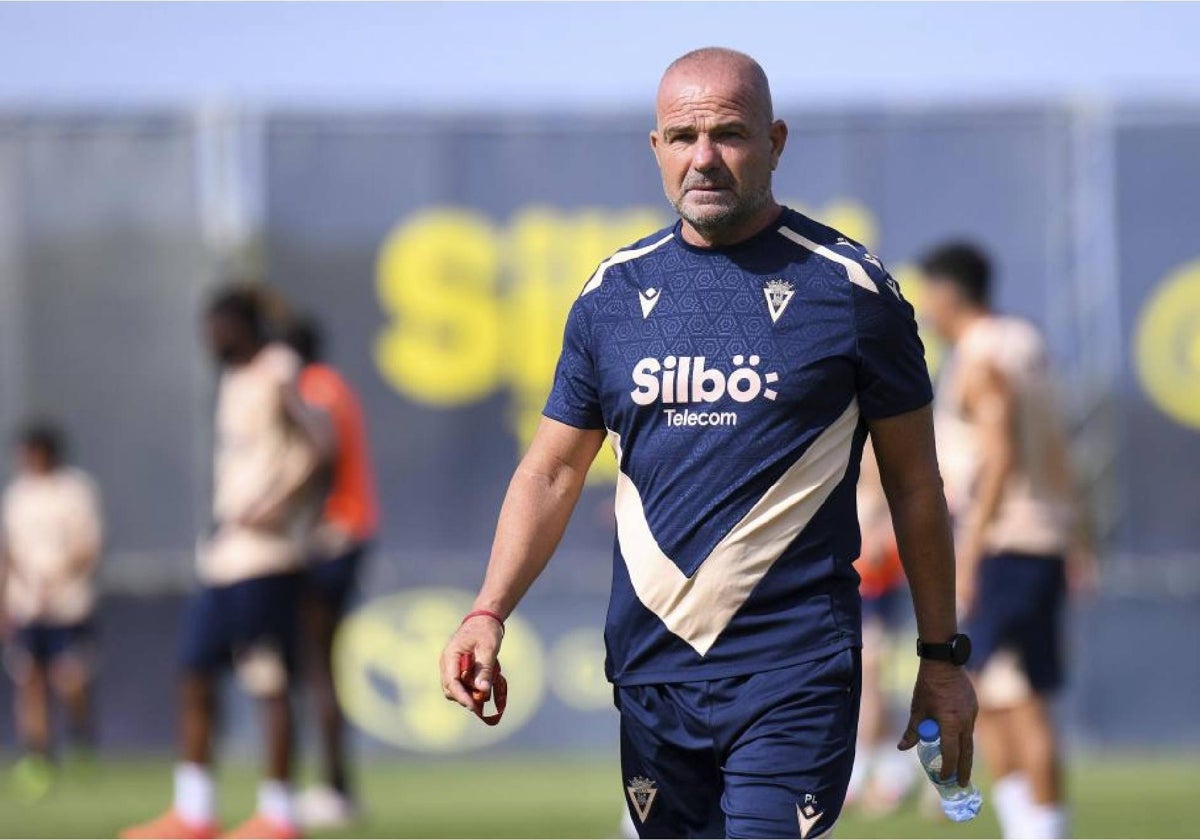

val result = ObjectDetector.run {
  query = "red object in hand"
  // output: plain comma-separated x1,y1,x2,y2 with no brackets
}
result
458,651,508,726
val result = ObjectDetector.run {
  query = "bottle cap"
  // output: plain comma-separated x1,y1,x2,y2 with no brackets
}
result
917,718,940,741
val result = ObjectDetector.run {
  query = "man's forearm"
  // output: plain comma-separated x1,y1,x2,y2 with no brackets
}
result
472,455,588,618
959,363,1015,557
284,386,336,464
890,483,959,641
962,449,1011,548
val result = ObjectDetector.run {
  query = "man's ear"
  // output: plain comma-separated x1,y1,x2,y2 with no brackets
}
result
769,119,788,170
649,129,667,169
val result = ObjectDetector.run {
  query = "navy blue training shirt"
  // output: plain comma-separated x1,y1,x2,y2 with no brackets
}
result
543,207,932,686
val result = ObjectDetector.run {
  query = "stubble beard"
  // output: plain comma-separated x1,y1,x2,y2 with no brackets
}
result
673,180,774,240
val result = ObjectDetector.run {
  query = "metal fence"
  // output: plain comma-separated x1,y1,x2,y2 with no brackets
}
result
0,103,1197,749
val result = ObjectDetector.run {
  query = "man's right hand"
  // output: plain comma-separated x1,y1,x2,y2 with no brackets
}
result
440,613,504,711
436,419,603,716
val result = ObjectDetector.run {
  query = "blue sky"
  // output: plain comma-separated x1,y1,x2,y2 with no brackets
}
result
2,2,1199,108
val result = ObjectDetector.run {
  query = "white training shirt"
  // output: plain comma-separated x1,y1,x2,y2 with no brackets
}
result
935,316,1075,555
200,343,319,585
2,467,103,625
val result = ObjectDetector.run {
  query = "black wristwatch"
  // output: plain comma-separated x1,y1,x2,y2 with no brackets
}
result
916,633,972,666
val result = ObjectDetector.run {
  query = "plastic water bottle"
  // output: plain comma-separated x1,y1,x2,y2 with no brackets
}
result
915,718,983,822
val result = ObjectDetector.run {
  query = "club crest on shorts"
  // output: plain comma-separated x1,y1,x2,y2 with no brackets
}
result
763,278,795,323
626,776,658,823
797,793,824,839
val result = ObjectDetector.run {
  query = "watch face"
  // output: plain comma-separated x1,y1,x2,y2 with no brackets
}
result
951,634,972,666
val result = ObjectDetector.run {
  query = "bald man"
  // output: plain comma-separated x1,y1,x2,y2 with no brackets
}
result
441,47,976,839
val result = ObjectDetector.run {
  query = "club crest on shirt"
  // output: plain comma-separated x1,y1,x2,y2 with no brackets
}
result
626,776,658,823
763,278,795,323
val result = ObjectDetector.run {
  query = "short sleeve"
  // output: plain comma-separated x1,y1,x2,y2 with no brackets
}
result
299,368,340,411
853,270,933,419
543,299,604,430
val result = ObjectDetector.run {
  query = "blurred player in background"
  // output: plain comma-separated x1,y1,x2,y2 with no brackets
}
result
442,47,977,839
123,287,329,840
921,242,1096,839
284,316,379,830
845,440,915,815
0,421,103,798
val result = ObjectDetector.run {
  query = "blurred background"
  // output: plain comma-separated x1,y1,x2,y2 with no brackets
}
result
0,2,1198,837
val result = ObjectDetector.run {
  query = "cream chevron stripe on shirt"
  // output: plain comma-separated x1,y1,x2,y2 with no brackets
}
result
609,398,861,655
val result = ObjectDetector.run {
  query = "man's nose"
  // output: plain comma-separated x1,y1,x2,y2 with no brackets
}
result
691,135,719,172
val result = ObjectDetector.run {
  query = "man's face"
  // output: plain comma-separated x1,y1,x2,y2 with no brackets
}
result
17,444,51,475
651,72,785,236
921,274,963,343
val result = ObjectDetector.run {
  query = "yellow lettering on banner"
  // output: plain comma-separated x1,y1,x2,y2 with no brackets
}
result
375,210,502,405
506,207,666,482
1135,258,1200,430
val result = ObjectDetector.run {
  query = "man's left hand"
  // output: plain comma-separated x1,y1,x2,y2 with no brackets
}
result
898,659,978,784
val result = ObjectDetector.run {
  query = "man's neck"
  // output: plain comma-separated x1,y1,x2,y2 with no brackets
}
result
680,199,782,249
949,308,989,344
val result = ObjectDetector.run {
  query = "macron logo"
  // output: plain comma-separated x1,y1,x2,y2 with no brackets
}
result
639,287,661,318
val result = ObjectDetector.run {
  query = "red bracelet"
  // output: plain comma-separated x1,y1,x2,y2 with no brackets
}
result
461,609,506,633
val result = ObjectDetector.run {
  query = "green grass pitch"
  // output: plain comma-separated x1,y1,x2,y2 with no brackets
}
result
1,753,1196,838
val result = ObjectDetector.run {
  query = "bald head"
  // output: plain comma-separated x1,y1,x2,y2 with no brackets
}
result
650,47,786,247
658,47,774,128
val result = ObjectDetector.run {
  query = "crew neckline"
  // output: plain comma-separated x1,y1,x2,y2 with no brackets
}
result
672,206,790,255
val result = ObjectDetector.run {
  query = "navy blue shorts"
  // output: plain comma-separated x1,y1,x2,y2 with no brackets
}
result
967,552,1067,694
179,573,301,675
616,647,861,839
304,543,366,616
14,622,94,665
